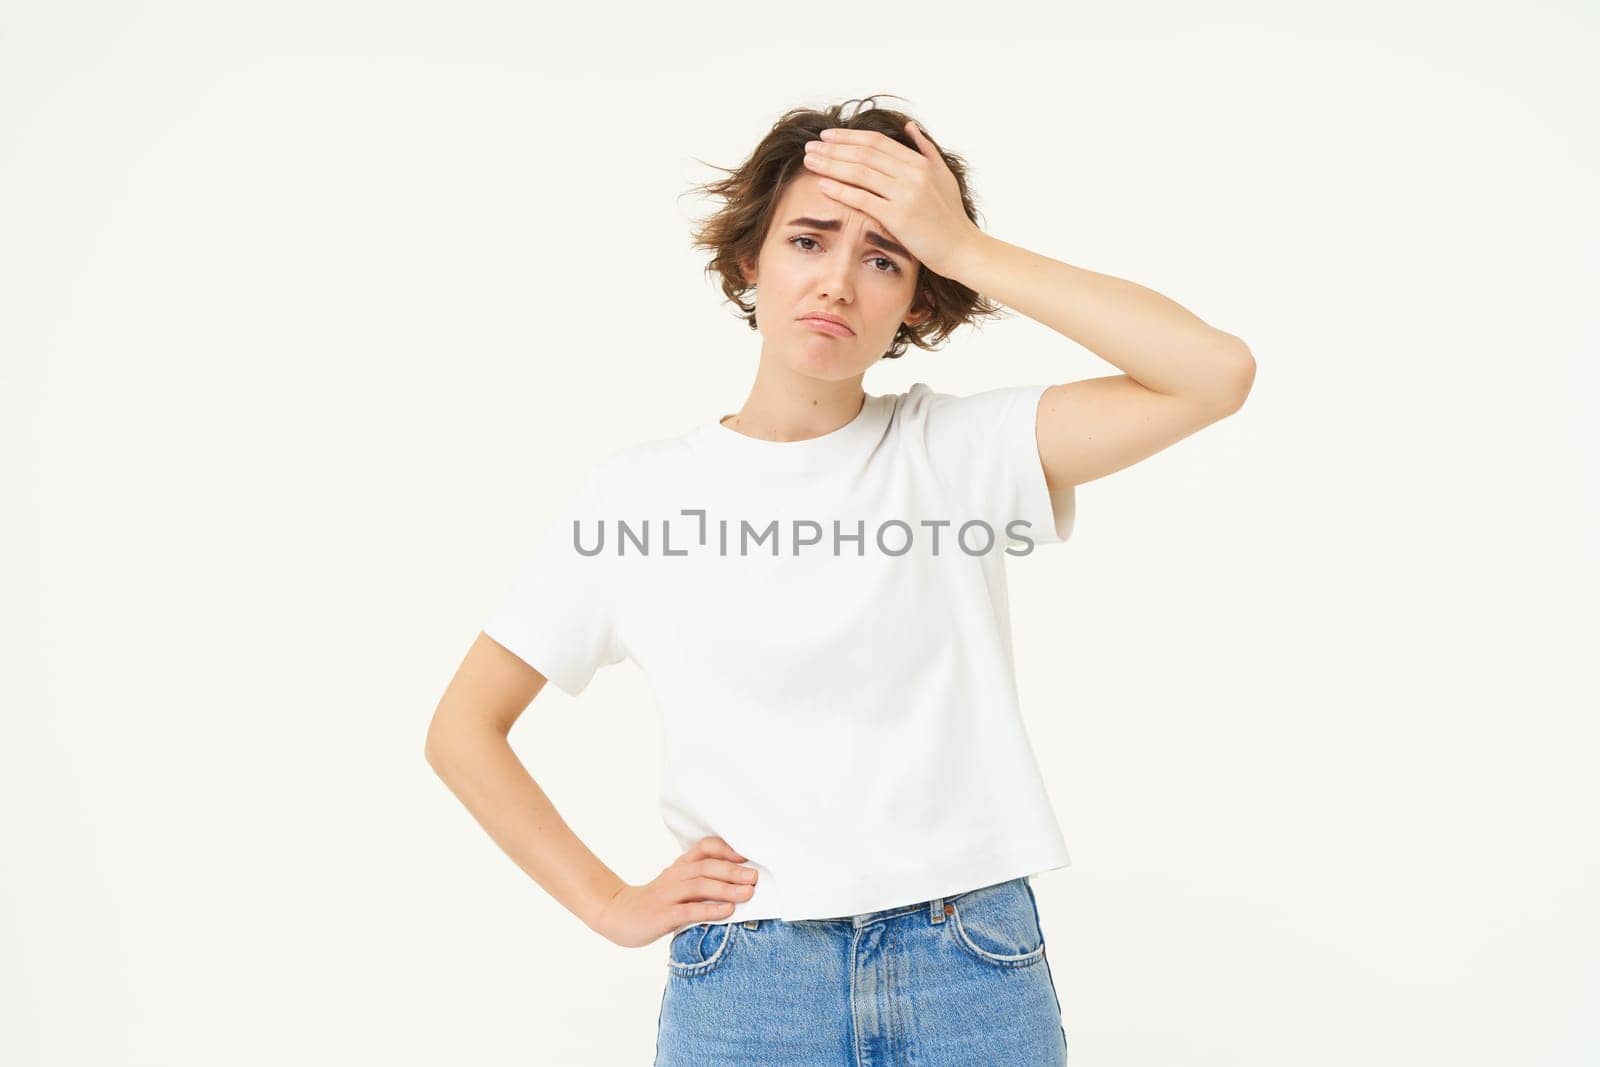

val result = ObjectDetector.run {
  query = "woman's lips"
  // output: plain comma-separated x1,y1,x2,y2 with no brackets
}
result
800,316,854,337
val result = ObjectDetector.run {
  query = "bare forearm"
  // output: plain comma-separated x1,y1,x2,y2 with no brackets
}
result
425,724,625,931
949,231,1252,402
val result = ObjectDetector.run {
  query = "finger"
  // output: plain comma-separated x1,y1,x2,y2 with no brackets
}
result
681,875,758,902
813,174,890,217
696,858,759,885
902,119,941,158
803,146,898,195
676,838,711,865
677,900,737,925
806,138,909,183
684,836,747,865
819,125,925,168
800,141,902,189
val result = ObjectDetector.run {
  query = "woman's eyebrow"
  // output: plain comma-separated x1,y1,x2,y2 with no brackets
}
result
784,217,911,260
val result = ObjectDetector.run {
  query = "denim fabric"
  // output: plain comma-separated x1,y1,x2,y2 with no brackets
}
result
654,875,1068,1066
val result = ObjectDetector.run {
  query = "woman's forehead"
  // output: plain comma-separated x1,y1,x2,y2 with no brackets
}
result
778,174,887,232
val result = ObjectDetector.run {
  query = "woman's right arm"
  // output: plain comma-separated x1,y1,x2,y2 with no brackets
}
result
423,632,629,932
423,633,759,947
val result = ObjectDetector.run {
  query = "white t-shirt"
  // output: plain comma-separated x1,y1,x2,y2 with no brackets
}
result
483,381,1076,930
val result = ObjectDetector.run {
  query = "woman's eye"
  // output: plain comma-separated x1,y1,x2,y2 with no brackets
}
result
789,236,901,274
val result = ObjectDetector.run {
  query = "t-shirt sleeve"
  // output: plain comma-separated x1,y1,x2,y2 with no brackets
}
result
481,465,625,697
918,382,1074,548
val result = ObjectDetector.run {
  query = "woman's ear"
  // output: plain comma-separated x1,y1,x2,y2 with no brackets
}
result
738,255,758,287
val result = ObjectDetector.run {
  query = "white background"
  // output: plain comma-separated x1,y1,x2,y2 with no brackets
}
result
5,2,1595,1064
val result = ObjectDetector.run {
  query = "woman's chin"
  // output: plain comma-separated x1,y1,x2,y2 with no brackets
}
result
794,340,867,371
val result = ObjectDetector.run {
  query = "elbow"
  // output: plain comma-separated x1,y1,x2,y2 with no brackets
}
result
1210,340,1255,415
425,726,469,787
425,708,512,773
424,716,455,771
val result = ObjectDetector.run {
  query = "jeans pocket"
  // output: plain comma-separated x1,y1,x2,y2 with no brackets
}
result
946,878,1047,968
666,920,737,977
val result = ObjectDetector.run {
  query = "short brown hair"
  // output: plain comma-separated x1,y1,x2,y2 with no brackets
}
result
683,94,1004,360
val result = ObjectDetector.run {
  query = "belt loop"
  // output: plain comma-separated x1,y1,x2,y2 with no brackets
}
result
929,896,945,924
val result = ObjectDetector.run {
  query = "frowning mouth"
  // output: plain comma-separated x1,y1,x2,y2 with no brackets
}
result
798,313,854,336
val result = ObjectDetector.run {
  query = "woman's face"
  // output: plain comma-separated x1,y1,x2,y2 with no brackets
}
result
741,171,930,380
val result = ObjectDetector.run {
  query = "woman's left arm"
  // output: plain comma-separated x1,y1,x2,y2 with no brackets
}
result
946,231,1256,492
804,122,1255,493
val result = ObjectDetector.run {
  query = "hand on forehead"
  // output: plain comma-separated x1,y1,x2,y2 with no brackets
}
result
785,174,898,244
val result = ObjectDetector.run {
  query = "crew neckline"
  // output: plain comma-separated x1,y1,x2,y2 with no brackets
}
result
697,390,892,472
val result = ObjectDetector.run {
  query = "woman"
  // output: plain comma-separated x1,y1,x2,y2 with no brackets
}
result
425,94,1254,1065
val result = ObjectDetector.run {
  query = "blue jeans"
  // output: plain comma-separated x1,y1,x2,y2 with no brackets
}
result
654,875,1068,1066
